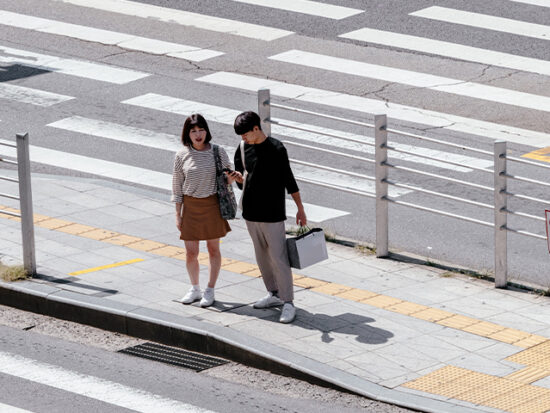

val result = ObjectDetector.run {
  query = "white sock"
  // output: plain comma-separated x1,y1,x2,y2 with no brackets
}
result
191,284,200,291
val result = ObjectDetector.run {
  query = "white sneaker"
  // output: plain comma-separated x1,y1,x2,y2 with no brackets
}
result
180,287,201,304
279,303,296,324
200,287,215,307
253,292,284,309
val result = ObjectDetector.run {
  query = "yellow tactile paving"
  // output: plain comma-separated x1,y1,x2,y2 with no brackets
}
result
222,261,258,274
80,229,120,241
311,283,353,296
172,253,187,261
103,234,142,246
32,213,50,223
149,245,186,257
515,336,550,349
487,385,550,412
361,295,404,309
506,367,550,384
529,340,550,355
386,301,429,315
197,252,211,265
125,239,166,252
507,348,550,368
410,307,454,323
36,218,73,230
437,314,479,329
403,366,472,391
56,223,97,235
293,277,329,289
511,396,550,413
334,288,378,302
462,321,506,337
455,377,525,404
244,268,262,277
489,328,534,345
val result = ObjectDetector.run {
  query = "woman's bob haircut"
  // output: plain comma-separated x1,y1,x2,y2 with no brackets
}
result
181,113,213,146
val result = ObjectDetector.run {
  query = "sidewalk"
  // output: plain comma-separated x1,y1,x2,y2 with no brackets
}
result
1,173,550,413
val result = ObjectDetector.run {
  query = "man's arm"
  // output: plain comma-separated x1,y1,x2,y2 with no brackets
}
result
291,192,307,227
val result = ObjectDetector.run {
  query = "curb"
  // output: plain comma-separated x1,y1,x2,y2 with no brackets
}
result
0,278,483,413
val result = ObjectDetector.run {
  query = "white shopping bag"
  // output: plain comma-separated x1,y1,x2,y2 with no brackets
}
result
286,228,329,269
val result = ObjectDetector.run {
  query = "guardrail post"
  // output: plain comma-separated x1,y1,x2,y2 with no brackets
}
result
258,88,271,136
494,141,507,288
16,133,36,277
375,114,389,257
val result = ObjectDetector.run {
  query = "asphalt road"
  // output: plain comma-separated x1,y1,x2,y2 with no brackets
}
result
0,304,410,413
0,0,549,286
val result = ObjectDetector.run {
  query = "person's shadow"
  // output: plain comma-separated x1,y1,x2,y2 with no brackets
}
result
211,301,393,345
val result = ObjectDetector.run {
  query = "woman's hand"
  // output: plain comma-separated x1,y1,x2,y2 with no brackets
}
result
225,170,243,184
176,214,183,231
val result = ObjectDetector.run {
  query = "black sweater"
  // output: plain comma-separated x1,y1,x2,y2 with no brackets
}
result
234,137,299,222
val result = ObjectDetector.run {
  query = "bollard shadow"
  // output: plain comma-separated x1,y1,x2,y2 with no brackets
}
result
0,64,50,82
35,272,118,297
228,305,394,345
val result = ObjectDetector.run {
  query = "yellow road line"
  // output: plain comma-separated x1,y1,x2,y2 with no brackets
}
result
69,258,144,276
522,146,550,163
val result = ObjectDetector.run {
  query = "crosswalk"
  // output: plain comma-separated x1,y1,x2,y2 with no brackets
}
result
1,0,550,227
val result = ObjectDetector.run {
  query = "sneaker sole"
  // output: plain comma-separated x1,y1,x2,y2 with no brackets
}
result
253,302,283,309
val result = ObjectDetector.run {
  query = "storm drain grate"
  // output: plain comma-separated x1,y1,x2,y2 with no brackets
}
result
118,342,228,372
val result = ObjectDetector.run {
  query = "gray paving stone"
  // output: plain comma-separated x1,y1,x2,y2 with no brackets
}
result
83,187,142,203
62,192,117,209
343,352,412,381
32,239,83,258
62,209,124,229
431,328,496,352
374,343,441,372
95,203,152,221
486,312,548,333
405,334,468,363
121,198,171,216
439,297,506,319
446,353,516,376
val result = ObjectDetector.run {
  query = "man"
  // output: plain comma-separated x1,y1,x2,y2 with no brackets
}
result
230,111,306,324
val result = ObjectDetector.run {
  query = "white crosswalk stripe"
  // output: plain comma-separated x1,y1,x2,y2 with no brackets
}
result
121,93,492,172
0,83,73,107
410,6,550,41
0,11,223,62
510,0,550,6
0,44,149,84
269,49,550,113
196,72,550,148
0,351,214,413
0,402,33,413
338,28,550,76
52,0,293,41
228,0,363,19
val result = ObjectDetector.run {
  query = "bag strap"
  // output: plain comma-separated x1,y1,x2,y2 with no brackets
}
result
212,144,222,176
240,141,246,171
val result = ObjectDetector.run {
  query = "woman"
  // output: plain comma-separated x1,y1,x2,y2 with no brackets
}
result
171,114,238,307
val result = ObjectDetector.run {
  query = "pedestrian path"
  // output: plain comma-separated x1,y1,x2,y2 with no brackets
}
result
1,175,550,412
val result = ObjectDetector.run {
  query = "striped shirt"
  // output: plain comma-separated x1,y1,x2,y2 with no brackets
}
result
171,144,232,203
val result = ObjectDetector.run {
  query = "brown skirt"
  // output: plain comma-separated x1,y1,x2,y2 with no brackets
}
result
180,195,231,241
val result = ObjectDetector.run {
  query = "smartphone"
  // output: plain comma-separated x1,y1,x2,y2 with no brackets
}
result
222,168,234,174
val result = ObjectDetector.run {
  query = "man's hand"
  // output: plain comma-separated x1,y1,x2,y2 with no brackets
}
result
296,208,307,227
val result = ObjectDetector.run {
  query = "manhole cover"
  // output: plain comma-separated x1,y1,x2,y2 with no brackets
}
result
118,342,228,372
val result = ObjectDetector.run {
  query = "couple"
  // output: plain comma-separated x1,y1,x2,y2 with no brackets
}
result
171,111,307,324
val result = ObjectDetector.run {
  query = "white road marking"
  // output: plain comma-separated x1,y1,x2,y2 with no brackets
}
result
0,11,223,62
196,72,550,148
411,6,550,41
0,402,33,413
338,28,550,76
0,351,214,413
0,83,73,107
0,44,148,84
510,0,550,6
229,0,362,19
53,0,293,41
270,49,550,113
121,94,492,171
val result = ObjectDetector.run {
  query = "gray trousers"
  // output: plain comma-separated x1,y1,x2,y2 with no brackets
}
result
245,220,294,302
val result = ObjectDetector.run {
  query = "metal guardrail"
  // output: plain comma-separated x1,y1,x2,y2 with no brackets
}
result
0,133,36,276
257,88,549,288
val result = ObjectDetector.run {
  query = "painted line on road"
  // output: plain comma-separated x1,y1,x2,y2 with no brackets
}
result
53,0,293,41
411,6,550,41
197,71,550,148
0,11,223,62
270,49,550,113
510,0,550,7
229,0,363,19
338,27,550,76
0,351,215,413
120,94,491,171
0,138,348,223
0,402,33,413
0,44,149,84
522,147,550,163
0,83,73,107
69,258,144,276
0,204,547,350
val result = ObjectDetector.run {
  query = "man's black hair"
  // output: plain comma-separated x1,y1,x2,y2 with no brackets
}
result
234,111,262,135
